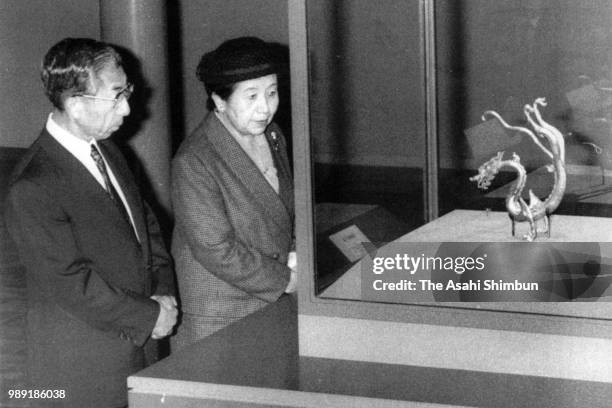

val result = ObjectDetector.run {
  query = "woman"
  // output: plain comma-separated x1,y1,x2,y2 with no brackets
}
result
171,37,296,350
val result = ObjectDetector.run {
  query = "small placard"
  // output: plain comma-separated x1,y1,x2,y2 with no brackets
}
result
329,225,370,263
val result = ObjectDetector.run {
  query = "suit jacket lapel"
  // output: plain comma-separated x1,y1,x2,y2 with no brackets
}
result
204,114,291,231
38,131,111,204
98,140,146,246
38,131,142,247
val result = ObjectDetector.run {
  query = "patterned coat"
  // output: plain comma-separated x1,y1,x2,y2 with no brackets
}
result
5,130,175,407
171,112,294,350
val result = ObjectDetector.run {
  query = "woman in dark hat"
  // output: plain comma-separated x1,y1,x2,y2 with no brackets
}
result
170,37,296,350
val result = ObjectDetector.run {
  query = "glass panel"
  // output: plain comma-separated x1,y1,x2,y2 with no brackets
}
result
307,0,427,294
304,0,612,315
430,0,612,314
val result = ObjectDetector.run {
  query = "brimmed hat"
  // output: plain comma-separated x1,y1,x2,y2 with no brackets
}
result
196,37,277,90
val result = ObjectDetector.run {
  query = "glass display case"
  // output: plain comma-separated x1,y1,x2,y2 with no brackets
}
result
291,0,612,382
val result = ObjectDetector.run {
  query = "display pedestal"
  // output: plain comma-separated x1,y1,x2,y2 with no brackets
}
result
323,210,612,307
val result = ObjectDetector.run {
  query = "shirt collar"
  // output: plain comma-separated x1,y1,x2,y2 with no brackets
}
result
46,113,98,157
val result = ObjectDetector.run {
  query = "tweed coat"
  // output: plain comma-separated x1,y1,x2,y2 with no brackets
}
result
171,112,294,350
5,130,175,408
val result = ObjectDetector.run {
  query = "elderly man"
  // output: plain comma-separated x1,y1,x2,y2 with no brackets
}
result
5,38,177,407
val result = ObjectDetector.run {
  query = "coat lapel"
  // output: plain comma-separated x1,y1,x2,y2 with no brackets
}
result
38,131,142,247
38,131,112,204
265,127,294,219
98,140,147,246
204,114,292,230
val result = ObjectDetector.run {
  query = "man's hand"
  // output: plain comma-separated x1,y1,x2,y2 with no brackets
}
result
285,251,298,293
150,295,178,339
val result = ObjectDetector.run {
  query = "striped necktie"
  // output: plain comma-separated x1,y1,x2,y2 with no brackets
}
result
90,144,132,227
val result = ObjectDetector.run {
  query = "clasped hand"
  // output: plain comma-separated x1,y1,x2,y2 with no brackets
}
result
150,295,178,339
284,251,298,294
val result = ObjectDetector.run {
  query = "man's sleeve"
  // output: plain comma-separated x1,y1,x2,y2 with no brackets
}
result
143,200,176,297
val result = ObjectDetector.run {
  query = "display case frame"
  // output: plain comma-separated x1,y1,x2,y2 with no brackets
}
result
290,0,612,383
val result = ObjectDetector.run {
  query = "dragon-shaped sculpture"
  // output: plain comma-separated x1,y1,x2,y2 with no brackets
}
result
469,98,566,241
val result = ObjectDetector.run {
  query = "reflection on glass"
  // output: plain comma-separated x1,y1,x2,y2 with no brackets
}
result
307,0,427,294
431,1,612,314
438,0,612,218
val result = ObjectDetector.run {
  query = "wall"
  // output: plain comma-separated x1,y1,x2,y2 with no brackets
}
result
0,0,289,148
0,0,288,154
0,0,100,148
437,0,612,169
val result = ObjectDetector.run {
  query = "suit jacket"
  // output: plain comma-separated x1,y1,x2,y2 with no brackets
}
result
5,130,175,408
171,112,294,349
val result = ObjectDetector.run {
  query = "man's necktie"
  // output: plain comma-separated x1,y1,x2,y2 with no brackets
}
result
90,144,132,228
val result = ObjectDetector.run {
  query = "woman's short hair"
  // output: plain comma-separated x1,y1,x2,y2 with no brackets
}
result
41,38,123,110
196,37,278,111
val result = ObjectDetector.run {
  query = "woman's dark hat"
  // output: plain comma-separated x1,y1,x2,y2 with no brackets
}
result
196,37,278,89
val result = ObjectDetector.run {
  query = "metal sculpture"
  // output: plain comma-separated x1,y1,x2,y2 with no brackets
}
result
470,98,566,241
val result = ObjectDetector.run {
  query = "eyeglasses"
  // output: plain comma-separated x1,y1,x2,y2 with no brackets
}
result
77,83,134,108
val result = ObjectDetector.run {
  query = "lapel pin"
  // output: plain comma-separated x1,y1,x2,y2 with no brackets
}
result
270,131,280,152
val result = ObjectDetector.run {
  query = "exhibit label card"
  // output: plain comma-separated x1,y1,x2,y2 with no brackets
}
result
329,225,370,263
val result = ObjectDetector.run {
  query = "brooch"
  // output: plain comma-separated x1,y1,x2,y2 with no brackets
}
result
270,131,280,152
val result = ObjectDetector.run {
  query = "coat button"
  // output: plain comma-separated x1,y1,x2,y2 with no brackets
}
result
272,253,280,260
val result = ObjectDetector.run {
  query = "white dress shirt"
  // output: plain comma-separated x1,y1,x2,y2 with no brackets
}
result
46,113,140,241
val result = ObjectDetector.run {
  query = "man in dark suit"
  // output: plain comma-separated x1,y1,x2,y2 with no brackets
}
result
5,38,177,407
